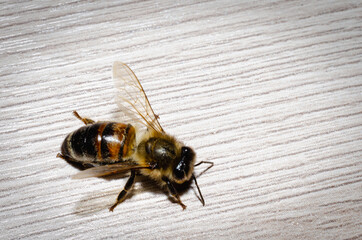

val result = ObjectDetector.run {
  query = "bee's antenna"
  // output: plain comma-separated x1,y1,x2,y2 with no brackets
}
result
194,161,214,178
192,174,205,206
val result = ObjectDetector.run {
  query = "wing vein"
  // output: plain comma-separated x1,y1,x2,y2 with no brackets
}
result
113,61,164,133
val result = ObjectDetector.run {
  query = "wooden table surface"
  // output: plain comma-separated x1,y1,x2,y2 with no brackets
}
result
1,1,361,239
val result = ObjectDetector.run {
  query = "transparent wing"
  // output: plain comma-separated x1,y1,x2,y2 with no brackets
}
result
113,61,164,133
72,163,151,179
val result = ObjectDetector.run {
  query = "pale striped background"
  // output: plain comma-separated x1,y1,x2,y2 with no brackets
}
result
1,1,361,239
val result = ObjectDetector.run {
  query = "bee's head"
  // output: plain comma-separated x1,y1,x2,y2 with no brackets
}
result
173,146,195,183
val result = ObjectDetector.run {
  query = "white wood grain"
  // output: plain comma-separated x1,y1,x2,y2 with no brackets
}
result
1,0,361,239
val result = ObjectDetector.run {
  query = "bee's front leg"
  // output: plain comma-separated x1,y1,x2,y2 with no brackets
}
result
162,177,186,210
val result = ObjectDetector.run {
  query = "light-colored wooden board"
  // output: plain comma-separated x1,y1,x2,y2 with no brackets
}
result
1,1,361,239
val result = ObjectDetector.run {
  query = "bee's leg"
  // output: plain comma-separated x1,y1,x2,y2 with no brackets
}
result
72,110,95,125
162,177,186,210
109,170,136,212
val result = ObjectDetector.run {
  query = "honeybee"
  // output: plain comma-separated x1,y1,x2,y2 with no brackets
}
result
57,62,212,211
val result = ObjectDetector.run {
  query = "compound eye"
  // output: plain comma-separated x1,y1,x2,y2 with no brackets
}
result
173,147,195,181
174,161,186,180
181,147,194,163
182,147,190,156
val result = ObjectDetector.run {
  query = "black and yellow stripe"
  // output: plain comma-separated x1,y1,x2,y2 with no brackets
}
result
61,122,135,164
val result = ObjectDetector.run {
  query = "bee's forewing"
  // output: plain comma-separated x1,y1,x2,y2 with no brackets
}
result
113,61,164,133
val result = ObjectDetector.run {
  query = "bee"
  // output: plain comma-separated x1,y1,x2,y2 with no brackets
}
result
57,62,213,211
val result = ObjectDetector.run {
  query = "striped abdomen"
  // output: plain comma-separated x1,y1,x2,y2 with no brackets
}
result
61,122,135,164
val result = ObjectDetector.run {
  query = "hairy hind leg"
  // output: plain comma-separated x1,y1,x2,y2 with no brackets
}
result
73,111,95,125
